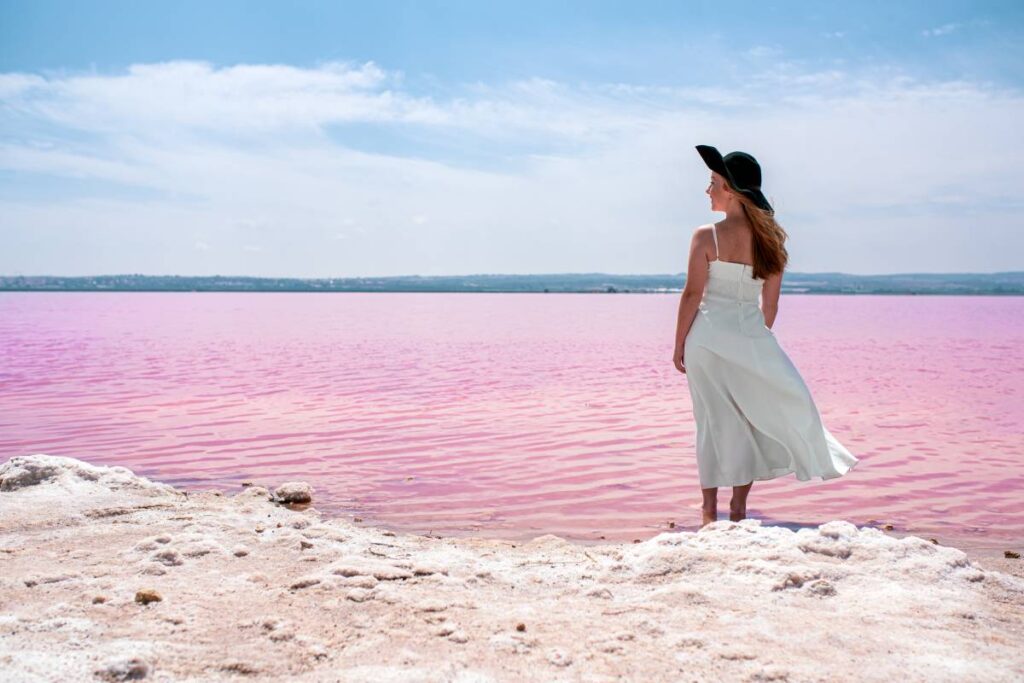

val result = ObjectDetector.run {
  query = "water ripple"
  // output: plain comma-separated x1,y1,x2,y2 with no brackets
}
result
1,291,1021,554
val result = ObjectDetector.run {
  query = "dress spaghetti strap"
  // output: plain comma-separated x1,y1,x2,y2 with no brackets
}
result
711,224,719,261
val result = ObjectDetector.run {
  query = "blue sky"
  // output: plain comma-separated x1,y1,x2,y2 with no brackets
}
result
1,0,1022,276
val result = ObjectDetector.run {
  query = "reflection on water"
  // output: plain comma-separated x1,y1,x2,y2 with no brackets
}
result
1,291,1021,556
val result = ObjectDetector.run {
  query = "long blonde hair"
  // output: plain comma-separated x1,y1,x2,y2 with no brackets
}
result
726,180,789,280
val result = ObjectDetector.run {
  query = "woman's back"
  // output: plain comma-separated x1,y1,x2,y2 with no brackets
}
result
710,220,756,267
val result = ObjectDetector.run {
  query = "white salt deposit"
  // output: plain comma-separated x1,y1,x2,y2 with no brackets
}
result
1,453,1022,682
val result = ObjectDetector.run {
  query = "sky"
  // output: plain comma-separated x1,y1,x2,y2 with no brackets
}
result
1,0,1022,277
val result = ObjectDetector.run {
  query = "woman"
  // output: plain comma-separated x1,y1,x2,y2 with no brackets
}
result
672,145,859,529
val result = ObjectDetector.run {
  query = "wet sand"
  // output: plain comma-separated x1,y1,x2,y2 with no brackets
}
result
2,454,1022,682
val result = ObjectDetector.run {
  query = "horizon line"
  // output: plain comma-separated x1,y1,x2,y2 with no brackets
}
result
4,270,1024,279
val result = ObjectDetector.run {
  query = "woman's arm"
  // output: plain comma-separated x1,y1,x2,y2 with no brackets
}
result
761,270,782,329
673,226,712,371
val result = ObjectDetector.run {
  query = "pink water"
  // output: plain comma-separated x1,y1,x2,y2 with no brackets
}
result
1,292,1021,555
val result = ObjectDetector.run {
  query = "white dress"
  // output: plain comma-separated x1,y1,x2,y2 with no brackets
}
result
683,225,860,488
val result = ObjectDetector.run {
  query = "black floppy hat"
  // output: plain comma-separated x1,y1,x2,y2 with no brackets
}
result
696,144,773,213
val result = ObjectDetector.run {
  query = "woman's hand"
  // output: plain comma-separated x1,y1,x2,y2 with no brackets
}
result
673,344,686,374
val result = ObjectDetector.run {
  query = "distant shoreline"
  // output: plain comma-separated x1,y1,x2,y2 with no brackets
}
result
2,272,1023,296
2,289,1023,295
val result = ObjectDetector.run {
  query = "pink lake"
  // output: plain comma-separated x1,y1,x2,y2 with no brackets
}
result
1,292,1021,556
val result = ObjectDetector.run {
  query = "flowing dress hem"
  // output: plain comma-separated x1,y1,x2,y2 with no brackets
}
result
699,455,859,489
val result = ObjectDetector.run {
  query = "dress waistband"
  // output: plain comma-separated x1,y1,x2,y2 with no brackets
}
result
703,293,761,306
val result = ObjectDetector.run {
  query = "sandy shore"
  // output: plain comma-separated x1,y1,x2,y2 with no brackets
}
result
1,454,1022,682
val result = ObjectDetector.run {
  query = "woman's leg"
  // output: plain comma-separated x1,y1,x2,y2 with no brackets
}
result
730,480,753,521
701,486,718,527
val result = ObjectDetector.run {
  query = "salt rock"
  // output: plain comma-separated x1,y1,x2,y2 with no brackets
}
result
806,578,838,596
182,540,223,558
236,485,271,500
346,588,374,602
95,657,150,682
411,563,448,576
523,533,573,550
0,453,178,496
151,549,183,566
274,482,314,504
135,589,162,605
330,559,414,581
338,575,378,589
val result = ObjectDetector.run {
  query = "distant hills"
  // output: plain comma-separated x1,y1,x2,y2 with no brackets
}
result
1,272,1022,295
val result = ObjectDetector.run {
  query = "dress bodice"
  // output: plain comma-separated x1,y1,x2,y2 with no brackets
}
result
704,260,764,305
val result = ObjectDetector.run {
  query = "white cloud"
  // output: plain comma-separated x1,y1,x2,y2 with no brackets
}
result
0,60,1022,276
0,60,420,135
922,23,960,37
746,45,783,59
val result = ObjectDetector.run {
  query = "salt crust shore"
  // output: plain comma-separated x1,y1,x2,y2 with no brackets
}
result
1,454,1022,683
